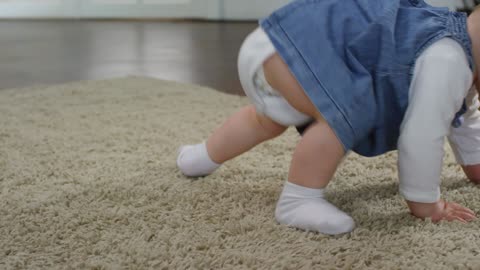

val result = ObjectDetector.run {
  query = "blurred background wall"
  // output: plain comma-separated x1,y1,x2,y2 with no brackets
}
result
0,0,476,20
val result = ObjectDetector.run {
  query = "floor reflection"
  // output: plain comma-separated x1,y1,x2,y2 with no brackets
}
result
0,20,256,95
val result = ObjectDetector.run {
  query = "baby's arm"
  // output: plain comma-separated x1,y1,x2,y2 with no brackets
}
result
398,38,475,222
406,200,475,223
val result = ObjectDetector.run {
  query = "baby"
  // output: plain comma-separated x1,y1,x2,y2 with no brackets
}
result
177,0,480,235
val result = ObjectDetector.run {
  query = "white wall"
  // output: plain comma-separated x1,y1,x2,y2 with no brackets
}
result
0,0,211,19
0,0,471,19
217,0,467,20
426,0,461,10
219,0,292,20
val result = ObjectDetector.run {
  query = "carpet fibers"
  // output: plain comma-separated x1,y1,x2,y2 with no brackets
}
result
0,77,479,269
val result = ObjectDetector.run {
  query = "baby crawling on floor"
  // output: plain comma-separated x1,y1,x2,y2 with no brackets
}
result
177,0,480,235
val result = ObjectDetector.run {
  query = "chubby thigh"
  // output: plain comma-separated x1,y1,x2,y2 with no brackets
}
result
262,53,324,122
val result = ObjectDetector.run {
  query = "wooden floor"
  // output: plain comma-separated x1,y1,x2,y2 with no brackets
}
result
0,20,257,95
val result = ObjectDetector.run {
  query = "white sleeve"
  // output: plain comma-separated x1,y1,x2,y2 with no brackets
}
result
398,38,473,203
448,87,480,166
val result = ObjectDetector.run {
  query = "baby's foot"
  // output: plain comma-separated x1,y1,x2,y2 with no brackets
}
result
177,142,221,177
275,181,355,235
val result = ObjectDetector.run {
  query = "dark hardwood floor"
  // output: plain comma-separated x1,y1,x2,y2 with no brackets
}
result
0,20,258,95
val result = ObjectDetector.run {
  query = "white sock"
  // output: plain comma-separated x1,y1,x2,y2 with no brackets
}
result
177,142,221,177
275,181,355,235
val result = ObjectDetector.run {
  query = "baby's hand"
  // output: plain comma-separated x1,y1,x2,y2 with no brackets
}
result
407,199,477,223
430,200,477,223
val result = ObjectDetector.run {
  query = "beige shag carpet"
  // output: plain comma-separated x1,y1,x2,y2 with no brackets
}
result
0,76,479,269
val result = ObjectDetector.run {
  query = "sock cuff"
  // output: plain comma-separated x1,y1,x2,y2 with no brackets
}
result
284,181,325,198
201,141,221,167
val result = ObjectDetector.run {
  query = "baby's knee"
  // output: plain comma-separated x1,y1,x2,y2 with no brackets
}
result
462,164,480,184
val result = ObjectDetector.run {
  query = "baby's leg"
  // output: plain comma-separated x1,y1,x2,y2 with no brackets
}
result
276,120,355,235
177,104,287,177
178,27,301,177
264,54,355,235
207,104,287,163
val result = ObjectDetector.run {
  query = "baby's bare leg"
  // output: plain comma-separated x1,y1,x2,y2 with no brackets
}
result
264,53,355,235
288,120,345,188
264,54,345,188
177,104,287,177
207,104,287,164
462,165,480,184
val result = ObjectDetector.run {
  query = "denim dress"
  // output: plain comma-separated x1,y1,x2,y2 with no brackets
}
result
260,0,474,157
